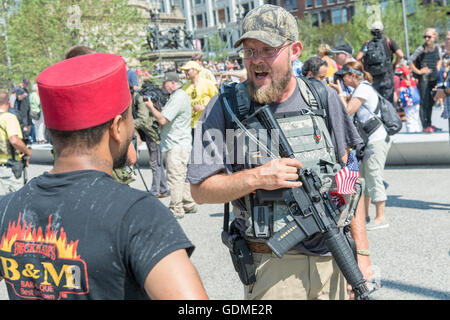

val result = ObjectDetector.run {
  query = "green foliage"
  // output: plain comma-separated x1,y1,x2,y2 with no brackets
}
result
204,34,229,62
297,0,449,62
0,0,146,86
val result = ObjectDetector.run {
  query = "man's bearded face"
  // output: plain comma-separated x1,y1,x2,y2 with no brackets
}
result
246,43,293,105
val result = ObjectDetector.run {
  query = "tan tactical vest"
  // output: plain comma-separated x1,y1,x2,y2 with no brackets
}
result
229,78,361,239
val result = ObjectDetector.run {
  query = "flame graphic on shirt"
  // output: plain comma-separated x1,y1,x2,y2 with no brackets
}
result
0,213,79,260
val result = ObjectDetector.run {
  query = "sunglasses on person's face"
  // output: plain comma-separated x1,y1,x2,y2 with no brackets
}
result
424,35,432,39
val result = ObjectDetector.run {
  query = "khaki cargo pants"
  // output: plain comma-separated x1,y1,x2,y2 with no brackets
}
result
162,145,196,217
245,251,349,300
0,166,23,196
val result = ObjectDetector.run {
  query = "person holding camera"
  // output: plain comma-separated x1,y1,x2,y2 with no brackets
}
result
331,62,391,231
0,90,32,195
145,72,197,219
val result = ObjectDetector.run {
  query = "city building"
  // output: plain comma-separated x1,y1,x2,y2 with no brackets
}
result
173,0,354,55
284,0,356,26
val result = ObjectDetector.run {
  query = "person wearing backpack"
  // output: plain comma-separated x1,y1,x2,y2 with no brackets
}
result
332,61,392,231
408,28,442,133
356,21,404,104
187,5,373,300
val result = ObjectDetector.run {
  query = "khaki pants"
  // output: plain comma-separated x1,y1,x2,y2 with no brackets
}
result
162,145,195,217
360,138,392,202
0,165,23,196
245,251,348,300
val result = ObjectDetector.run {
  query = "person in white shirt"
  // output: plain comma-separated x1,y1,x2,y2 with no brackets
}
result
331,61,392,231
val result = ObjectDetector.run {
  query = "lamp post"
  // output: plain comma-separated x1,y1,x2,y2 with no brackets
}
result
401,0,410,60
148,0,162,74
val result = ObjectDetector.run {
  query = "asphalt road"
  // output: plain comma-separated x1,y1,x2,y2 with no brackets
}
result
1,163,449,300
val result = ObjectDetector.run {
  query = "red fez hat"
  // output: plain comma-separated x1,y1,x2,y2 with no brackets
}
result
37,53,131,131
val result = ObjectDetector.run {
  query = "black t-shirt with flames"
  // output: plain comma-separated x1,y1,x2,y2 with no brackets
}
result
0,170,194,300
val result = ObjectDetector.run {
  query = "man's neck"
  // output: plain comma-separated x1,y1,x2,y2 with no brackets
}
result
426,42,435,50
276,76,298,103
51,154,113,176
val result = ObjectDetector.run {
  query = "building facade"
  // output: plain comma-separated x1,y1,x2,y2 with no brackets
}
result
283,0,356,26
172,0,355,54
173,0,279,53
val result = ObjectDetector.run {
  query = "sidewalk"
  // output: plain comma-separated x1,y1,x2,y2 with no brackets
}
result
29,116,450,166
1,164,449,300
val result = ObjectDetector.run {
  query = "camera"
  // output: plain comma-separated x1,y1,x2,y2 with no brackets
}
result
333,73,343,83
142,92,159,103
139,82,169,110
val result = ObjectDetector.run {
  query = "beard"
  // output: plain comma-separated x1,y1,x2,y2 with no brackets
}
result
113,137,132,169
247,55,293,105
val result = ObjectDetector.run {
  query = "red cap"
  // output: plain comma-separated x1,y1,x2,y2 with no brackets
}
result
37,53,131,131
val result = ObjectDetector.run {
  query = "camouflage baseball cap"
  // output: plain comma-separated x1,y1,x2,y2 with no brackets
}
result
234,5,298,48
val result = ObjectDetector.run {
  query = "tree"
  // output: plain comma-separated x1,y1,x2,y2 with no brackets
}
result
0,0,19,87
296,0,449,62
2,0,145,85
204,34,228,62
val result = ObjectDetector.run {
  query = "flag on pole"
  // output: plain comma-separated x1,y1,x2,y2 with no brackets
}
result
335,152,360,194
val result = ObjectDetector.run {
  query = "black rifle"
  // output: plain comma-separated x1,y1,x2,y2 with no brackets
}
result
250,105,370,300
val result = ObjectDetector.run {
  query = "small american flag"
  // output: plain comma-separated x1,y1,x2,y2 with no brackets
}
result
335,152,360,194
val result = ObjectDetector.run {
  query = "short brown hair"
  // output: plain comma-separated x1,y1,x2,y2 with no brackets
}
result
0,91,9,106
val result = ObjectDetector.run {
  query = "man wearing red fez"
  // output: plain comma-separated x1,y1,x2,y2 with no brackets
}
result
0,53,208,300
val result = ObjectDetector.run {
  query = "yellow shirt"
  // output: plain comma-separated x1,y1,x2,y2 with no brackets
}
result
183,79,218,128
326,64,336,78
0,112,23,164
199,67,216,83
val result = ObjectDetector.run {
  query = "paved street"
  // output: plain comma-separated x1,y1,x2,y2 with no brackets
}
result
1,163,449,300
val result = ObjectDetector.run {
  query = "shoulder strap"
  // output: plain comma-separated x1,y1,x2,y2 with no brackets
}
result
296,76,329,122
220,82,251,130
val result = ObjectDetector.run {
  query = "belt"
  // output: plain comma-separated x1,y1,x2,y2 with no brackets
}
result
247,241,272,254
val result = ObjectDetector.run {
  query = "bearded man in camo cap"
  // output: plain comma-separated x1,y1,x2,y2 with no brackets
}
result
187,4,371,300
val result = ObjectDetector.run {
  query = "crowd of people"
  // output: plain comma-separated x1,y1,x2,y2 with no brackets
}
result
0,3,449,301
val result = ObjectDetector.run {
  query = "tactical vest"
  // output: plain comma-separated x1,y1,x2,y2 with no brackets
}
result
221,78,361,240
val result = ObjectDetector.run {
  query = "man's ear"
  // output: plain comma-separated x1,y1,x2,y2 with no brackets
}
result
291,41,303,62
109,115,123,144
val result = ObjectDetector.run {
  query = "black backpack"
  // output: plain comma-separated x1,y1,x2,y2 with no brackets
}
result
363,38,392,77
